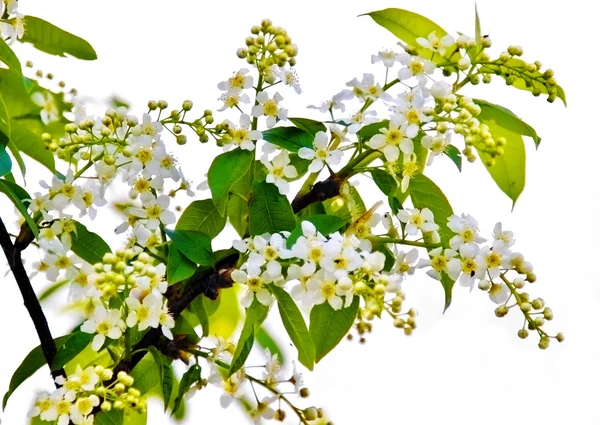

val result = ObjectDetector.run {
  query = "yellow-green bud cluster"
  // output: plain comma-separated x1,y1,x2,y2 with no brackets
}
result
237,19,298,73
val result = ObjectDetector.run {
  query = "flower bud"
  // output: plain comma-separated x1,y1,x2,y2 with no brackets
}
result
176,135,187,145
304,407,318,421
101,401,112,412
157,100,168,110
538,337,550,350
300,387,310,398
147,100,157,110
556,332,564,342
518,329,528,339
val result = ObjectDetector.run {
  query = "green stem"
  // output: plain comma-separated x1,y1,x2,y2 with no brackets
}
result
369,236,440,249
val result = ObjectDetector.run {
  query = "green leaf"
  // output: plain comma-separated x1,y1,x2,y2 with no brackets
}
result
0,146,11,177
286,214,347,248
208,148,253,216
0,37,22,75
271,286,315,370
20,16,97,60
444,145,462,171
173,364,201,415
289,117,326,136
248,181,296,236
176,199,227,238
227,163,253,236
6,120,55,172
93,410,123,425
309,295,359,363
38,278,70,302
476,121,526,206
356,120,388,141
130,353,161,395
165,228,212,266
370,169,397,195
479,57,566,105
440,274,455,312
362,9,452,64
287,153,310,182
7,139,27,178
189,295,210,338
262,126,313,152
3,334,71,409
229,298,270,376
475,4,482,51
409,174,454,244
167,245,197,284
149,347,174,412
474,98,541,147
255,327,285,364
52,331,94,370
70,221,111,265
0,178,38,237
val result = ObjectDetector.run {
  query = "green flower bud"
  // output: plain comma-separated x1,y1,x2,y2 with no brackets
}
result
176,135,187,145
182,100,193,111
157,100,168,110
147,100,157,110
518,329,528,339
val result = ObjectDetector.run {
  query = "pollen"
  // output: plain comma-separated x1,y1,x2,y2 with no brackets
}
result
431,255,447,271
136,147,153,164
247,277,263,292
410,61,424,74
160,155,175,170
321,281,336,298
229,73,245,88
146,205,162,219
386,129,402,145
263,100,278,116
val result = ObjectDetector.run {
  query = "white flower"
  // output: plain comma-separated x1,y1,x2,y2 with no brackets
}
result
371,49,402,68
488,282,510,304
223,113,262,151
344,110,378,134
40,169,77,212
135,113,163,138
308,270,346,310
262,349,282,385
212,370,246,408
492,222,515,251
0,12,24,45
81,307,125,351
458,54,471,70
455,244,486,290
290,221,327,263
477,245,511,279
260,150,298,194
28,392,53,419
397,208,439,236
417,247,460,281
368,115,418,162
232,269,273,307
252,396,276,424
422,133,450,166
32,92,60,124
143,144,180,181
307,91,351,114
218,92,250,111
69,395,99,425
397,53,435,85
129,194,176,230
288,261,317,304
298,131,343,173
158,299,175,339
320,239,362,279
394,248,419,277
275,66,301,93
251,91,288,128
343,73,393,102
217,68,254,93
416,31,455,56
125,294,160,330
430,81,452,99
447,213,486,250
72,180,106,220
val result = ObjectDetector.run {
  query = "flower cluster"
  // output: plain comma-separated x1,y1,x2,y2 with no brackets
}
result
0,0,24,44
29,367,142,424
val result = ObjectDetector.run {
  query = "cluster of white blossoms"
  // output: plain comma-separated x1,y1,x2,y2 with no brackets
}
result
29,366,142,424
0,0,24,44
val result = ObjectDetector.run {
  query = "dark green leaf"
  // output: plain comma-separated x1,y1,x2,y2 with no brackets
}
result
176,199,227,238
3,334,71,409
227,163,252,236
167,245,197,284
6,120,55,172
370,169,397,195
71,221,111,265
248,181,296,236
474,98,541,146
255,327,285,364
208,148,253,215
289,117,326,136
0,37,22,75
441,274,455,312
362,9,452,64
444,145,462,171
52,331,94,370
309,295,359,363
149,347,174,412
271,286,315,370
475,121,526,207
173,364,201,415
229,298,270,376
262,126,313,152
286,214,347,248
409,174,454,244
0,146,11,177
0,178,37,237
356,120,388,140
165,228,212,266
20,16,97,60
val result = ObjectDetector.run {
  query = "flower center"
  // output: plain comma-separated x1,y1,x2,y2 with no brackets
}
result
386,129,402,145
247,277,263,292
263,100,278,116
137,147,153,164
410,61,424,74
431,255,447,271
229,74,245,88
321,281,336,298
146,205,162,219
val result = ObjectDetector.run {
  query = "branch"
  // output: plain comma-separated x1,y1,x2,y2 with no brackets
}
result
0,217,65,384
291,174,345,213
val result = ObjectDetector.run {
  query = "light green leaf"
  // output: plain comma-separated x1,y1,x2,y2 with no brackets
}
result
474,98,541,146
167,245,197,284
227,164,252,236
7,120,55,172
20,16,97,60
409,174,454,245
165,228,212,266
476,121,526,206
208,148,253,215
229,298,270,376
0,178,38,237
357,119,388,141
262,126,313,152
444,145,462,171
249,181,296,236
3,334,71,409
286,214,347,248
176,199,226,238
0,37,22,75
271,286,315,370
52,331,94,370
255,327,285,364
475,4,482,51
130,353,161,395
287,153,310,182
189,295,210,338
289,117,326,136
362,9,452,64
70,221,111,265
309,295,359,363
38,278,70,302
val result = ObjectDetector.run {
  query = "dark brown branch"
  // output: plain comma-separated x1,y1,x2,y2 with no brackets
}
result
0,217,65,384
291,174,345,214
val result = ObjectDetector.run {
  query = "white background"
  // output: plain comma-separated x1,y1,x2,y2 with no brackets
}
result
1,0,599,424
